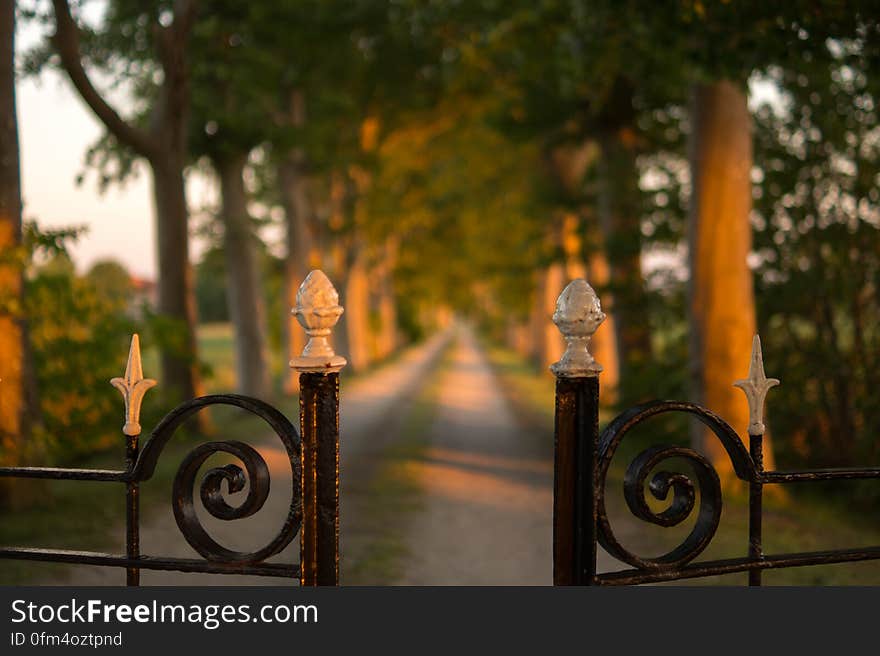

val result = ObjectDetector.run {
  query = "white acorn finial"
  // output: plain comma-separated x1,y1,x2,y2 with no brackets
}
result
110,334,157,436
733,334,780,435
550,279,605,378
290,270,348,374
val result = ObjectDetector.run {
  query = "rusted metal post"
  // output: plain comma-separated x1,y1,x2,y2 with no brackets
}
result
290,270,347,586
550,279,606,585
110,334,156,587
124,435,139,586
734,335,779,587
553,376,599,585
299,372,340,586
748,432,764,586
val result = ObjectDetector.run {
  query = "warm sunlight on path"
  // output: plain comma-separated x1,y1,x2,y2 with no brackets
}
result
370,325,625,585
394,326,556,584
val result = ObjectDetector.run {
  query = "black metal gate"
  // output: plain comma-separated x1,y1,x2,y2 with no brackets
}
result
3,271,880,587
550,278,880,585
0,270,343,586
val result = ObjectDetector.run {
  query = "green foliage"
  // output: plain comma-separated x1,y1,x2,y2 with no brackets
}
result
368,102,546,326
23,230,143,463
17,0,880,486
85,259,133,305
194,247,229,323
752,40,880,475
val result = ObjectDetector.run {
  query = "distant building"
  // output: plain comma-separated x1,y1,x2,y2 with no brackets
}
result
129,275,158,318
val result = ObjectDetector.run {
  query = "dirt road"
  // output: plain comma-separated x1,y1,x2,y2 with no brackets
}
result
392,326,621,584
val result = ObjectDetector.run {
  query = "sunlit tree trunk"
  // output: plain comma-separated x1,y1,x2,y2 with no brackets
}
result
541,261,566,370
322,166,371,371
595,78,651,401
277,89,317,392
336,118,381,372
689,80,774,476
529,258,566,372
559,212,620,404
586,248,619,404
0,0,36,507
528,267,546,368
544,142,620,400
341,248,371,372
214,151,271,399
373,239,399,360
506,318,531,359
527,268,544,366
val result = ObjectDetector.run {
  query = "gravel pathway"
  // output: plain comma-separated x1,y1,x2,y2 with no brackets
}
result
393,326,618,585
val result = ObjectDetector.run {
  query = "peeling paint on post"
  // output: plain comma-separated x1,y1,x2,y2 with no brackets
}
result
291,270,346,586
550,279,605,585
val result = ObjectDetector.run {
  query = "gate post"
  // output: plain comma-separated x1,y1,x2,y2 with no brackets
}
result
550,279,605,585
291,270,347,586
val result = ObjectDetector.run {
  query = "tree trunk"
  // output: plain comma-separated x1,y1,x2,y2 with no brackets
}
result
559,211,619,403
277,90,317,391
586,249,619,404
341,248,371,372
279,155,314,390
215,152,271,399
540,261,566,371
375,273,398,360
373,239,399,360
506,319,531,359
527,259,568,372
0,0,39,506
51,0,204,422
326,238,351,359
528,267,546,368
595,79,652,401
596,131,651,394
688,80,774,476
151,159,205,414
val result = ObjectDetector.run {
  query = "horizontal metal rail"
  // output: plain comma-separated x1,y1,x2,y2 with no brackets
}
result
597,545,880,585
762,467,880,483
0,547,300,578
0,467,128,482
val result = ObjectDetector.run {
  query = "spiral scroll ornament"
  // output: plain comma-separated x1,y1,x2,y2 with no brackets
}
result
596,401,755,570
131,395,302,565
614,445,721,568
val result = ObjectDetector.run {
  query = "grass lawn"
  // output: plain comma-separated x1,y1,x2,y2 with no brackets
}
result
197,322,239,392
484,340,880,586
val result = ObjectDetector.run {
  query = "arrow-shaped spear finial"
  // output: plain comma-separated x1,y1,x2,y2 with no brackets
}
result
733,334,780,436
110,334,157,436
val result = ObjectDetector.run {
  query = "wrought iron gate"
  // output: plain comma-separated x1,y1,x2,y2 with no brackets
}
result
0,270,342,586
2,270,880,586
550,278,880,585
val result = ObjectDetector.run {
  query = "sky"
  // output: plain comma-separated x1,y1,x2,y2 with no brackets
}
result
17,69,161,279
14,11,222,281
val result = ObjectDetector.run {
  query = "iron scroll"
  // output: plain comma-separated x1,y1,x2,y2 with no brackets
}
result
132,394,303,565
595,400,755,570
